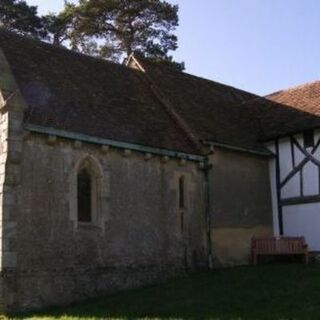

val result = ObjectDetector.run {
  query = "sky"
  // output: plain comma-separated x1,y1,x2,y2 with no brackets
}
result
26,0,320,95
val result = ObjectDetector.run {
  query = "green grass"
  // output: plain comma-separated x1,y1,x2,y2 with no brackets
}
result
7,264,320,320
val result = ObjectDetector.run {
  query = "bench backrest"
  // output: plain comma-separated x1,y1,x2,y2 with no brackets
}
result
252,236,306,254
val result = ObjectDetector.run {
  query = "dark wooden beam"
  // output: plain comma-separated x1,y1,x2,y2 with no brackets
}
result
292,137,320,167
300,169,304,196
280,158,308,188
275,140,284,235
281,195,320,206
280,137,320,188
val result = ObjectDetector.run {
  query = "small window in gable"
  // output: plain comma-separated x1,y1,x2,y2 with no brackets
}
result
303,130,314,148
77,168,92,222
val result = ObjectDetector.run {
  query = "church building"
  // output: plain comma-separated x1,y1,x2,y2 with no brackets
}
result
0,29,319,312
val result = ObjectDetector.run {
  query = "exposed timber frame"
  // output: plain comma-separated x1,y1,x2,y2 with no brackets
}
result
274,131,320,235
281,195,320,206
280,135,320,189
275,139,284,235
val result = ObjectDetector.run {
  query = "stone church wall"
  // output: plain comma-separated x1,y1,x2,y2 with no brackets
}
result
0,48,275,311
209,147,273,266
0,48,31,312
2,133,207,312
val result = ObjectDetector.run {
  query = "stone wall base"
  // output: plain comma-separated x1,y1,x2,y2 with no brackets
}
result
1,265,186,313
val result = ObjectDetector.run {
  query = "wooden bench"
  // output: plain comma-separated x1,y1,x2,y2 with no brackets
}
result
251,236,309,265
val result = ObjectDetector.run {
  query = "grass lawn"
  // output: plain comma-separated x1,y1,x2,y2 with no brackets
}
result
6,264,320,320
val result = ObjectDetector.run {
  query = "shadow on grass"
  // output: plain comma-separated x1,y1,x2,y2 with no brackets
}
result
9,264,320,320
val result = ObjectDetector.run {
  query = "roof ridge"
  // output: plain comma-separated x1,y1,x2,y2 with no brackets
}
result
138,55,260,102
131,54,261,105
266,80,320,98
177,71,259,99
0,27,136,73
4,29,259,107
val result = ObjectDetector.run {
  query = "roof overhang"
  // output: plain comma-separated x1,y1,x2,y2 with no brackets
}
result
25,124,206,162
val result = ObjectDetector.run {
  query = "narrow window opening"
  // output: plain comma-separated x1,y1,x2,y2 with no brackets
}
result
304,130,314,148
180,211,184,233
179,176,185,209
77,168,92,222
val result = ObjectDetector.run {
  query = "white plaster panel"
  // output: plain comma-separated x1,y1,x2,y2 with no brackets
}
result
281,172,300,199
265,141,275,154
283,203,320,251
314,129,320,145
293,134,304,165
294,134,303,146
279,138,293,181
303,162,319,196
313,140,320,159
293,144,305,166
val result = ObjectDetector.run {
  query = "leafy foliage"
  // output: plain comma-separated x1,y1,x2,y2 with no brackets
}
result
52,0,184,69
144,55,186,72
0,0,184,70
72,0,179,60
0,0,44,38
41,3,76,46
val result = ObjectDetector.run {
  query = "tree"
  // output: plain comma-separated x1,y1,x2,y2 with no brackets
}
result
0,0,44,38
42,12,71,47
42,2,79,47
150,57,185,72
0,0,184,70
67,0,184,68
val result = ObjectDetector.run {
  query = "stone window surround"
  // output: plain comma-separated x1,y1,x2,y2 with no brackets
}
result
69,154,109,231
170,171,196,234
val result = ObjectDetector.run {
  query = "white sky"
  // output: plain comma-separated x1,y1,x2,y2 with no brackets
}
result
27,0,65,14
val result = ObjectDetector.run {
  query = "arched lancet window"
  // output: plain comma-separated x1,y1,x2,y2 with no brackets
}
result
179,176,185,209
178,175,186,233
77,168,92,222
71,155,104,227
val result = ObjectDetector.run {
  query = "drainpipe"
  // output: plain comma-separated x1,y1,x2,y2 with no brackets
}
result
202,156,214,270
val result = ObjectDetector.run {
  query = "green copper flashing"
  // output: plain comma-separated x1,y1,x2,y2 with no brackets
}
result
25,124,205,162
206,141,272,157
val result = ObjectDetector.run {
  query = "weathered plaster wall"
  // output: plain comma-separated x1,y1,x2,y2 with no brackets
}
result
209,148,273,266
3,133,206,311
212,226,272,266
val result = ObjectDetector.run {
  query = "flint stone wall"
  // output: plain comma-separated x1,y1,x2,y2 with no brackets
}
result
2,133,206,312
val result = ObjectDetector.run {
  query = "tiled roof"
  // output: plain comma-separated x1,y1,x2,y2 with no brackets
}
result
134,56,267,151
0,29,197,154
266,81,320,116
2,28,319,154
261,81,320,140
